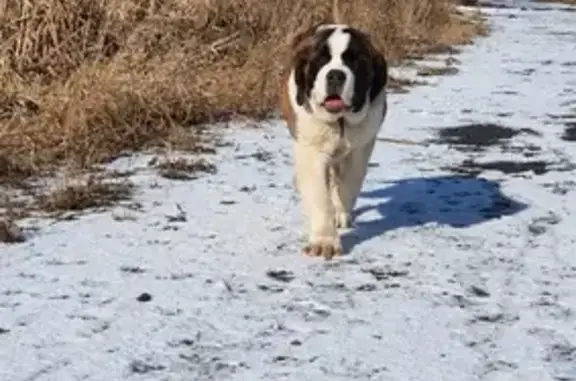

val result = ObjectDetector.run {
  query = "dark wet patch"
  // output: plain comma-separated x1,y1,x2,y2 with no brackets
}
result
167,338,196,348
531,5,576,13
562,122,576,141
136,293,152,302
469,285,490,298
505,144,542,157
493,90,519,96
528,213,561,236
166,204,187,222
544,342,576,364
120,266,147,274
474,312,505,323
446,159,551,176
477,1,513,8
356,283,377,292
362,266,409,281
431,123,540,152
155,272,194,281
542,180,576,195
235,149,273,162
417,66,459,77
549,31,576,37
266,270,295,283
560,100,576,108
258,284,284,293
129,360,166,374
547,113,575,120
508,68,536,76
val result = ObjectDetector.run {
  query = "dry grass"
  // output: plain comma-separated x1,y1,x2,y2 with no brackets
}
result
0,219,25,243
0,0,485,180
150,156,217,180
37,176,133,213
417,65,460,77
0,0,487,217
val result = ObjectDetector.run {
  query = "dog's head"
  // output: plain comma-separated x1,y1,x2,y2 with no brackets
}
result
288,24,387,123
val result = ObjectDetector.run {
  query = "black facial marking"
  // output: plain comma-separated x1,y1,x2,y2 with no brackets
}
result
294,53,309,106
370,50,388,101
293,28,336,108
341,28,388,112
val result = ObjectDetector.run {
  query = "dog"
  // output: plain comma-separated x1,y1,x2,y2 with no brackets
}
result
279,0,388,259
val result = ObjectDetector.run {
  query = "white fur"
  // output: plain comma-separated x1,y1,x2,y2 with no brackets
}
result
308,27,358,124
287,52,387,253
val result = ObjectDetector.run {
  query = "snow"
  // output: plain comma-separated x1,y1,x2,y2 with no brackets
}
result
2,1,576,380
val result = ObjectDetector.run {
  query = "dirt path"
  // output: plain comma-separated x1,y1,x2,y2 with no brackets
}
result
2,2,576,381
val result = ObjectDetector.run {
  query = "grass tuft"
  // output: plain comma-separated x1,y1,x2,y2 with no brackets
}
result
0,219,25,243
37,177,134,213
151,157,217,181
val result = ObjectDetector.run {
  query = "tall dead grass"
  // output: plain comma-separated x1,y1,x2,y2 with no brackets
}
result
0,0,485,184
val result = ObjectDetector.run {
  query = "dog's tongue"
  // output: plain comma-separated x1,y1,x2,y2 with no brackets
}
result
324,97,346,111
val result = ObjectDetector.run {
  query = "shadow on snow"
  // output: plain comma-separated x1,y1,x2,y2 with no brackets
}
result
341,175,528,254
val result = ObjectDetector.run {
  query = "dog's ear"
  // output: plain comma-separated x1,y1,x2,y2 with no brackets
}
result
293,55,308,106
369,48,387,101
288,25,318,106
345,28,388,102
359,34,387,102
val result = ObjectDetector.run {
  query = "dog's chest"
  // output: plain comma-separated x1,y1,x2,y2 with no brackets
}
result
298,119,360,160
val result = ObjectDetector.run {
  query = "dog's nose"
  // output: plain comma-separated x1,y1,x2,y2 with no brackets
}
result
326,69,346,88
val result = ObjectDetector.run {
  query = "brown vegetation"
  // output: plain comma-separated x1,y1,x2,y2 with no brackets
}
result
37,176,133,213
0,0,486,216
150,156,217,180
0,219,25,243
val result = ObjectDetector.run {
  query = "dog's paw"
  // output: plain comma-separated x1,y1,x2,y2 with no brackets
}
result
303,237,342,260
335,212,353,230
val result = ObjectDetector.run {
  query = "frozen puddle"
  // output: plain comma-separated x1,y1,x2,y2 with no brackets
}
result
2,2,576,381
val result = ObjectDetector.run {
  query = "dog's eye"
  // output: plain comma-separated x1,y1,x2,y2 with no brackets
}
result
312,46,330,66
317,46,330,59
342,50,355,62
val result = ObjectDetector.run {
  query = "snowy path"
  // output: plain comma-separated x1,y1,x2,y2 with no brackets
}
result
2,2,576,381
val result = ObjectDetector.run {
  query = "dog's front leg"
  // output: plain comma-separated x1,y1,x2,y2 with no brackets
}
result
294,144,342,259
332,137,376,229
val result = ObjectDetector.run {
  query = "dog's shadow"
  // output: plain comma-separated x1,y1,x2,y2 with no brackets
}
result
341,174,528,254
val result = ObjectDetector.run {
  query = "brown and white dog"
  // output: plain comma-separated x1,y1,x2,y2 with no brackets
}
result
279,1,388,259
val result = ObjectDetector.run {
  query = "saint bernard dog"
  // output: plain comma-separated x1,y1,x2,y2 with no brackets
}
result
279,2,388,259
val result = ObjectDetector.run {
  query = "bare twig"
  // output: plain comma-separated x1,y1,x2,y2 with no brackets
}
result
377,136,430,147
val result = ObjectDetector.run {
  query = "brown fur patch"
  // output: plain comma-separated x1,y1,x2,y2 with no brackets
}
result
280,69,297,139
279,25,320,139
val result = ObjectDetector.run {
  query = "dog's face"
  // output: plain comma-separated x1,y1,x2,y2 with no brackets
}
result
289,24,387,123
